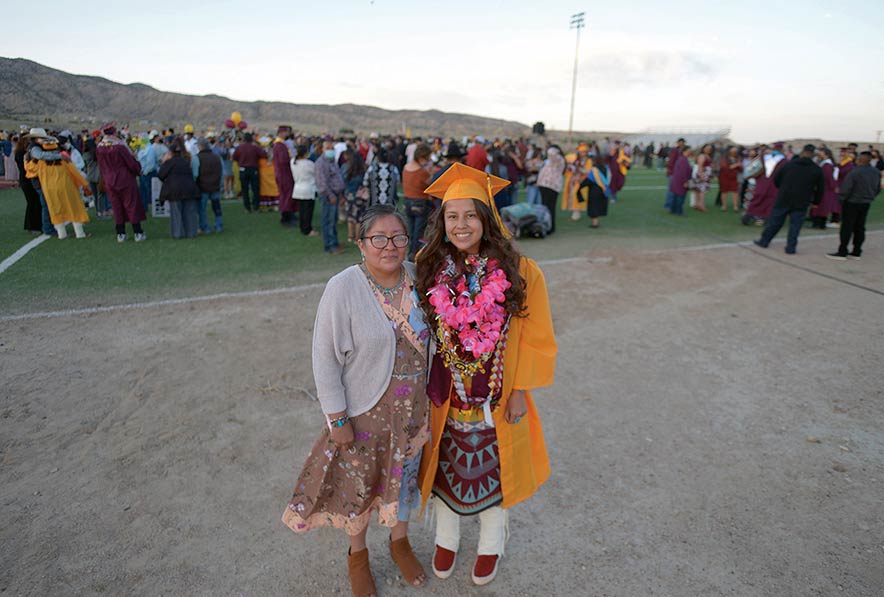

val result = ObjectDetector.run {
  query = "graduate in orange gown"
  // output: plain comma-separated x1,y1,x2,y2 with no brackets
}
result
416,163,557,587
25,137,91,239
561,142,591,220
258,136,279,211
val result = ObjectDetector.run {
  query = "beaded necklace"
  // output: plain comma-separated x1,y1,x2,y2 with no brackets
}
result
428,254,512,423
360,264,405,302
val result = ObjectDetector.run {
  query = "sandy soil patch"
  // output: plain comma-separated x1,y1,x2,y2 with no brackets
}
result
1,234,883,595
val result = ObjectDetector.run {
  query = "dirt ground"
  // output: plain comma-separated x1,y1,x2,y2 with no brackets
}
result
1,233,883,596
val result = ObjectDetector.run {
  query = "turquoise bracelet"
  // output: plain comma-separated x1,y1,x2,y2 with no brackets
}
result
328,415,349,428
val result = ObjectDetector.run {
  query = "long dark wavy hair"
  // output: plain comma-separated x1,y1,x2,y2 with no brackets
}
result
416,198,527,319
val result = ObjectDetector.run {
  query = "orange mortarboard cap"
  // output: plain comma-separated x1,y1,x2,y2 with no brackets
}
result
424,162,509,204
424,163,512,238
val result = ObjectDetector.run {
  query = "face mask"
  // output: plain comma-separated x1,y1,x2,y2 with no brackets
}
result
324,150,335,159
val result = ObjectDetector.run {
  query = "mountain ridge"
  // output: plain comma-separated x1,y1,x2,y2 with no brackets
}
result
0,57,533,137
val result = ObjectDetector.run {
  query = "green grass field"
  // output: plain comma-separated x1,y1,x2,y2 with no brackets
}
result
2,169,880,316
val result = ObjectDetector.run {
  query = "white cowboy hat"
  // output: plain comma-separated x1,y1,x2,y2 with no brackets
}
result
26,127,49,138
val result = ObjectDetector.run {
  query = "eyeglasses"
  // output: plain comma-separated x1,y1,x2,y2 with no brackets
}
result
363,234,409,249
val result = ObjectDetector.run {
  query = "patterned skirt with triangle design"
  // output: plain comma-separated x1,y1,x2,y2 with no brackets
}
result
432,405,502,515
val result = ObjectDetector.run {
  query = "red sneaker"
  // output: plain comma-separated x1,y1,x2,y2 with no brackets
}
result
432,545,456,579
472,554,499,585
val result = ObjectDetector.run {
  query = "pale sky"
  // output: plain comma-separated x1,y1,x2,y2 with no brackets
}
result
7,0,884,143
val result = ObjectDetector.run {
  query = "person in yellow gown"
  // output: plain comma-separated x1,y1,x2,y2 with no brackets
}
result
25,137,91,239
416,163,557,586
257,136,279,211
562,142,592,221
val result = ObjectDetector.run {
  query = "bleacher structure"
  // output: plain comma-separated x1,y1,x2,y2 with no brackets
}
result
624,126,732,148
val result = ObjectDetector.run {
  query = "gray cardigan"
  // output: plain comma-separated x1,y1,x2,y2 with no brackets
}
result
312,262,419,418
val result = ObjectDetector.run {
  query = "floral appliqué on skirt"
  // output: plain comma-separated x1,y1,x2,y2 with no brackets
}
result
282,328,429,536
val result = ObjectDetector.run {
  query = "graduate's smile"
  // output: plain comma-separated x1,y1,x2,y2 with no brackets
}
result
444,198,484,255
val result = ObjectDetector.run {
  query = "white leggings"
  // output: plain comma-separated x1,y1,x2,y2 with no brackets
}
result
434,498,508,556
54,222,86,239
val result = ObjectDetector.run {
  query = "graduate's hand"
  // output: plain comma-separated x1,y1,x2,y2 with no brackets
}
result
505,390,527,424
330,420,354,451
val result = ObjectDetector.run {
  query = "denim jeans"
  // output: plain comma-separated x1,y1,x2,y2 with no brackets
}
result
670,193,686,215
34,181,55,235
664,176,673,211
139,171,156,213
760,203,806,252
404,198,434,258
526,184,541,205
199,191,223,232
319,195,339,251
240,166,259,211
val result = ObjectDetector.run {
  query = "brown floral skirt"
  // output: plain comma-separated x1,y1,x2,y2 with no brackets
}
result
283,332,429,536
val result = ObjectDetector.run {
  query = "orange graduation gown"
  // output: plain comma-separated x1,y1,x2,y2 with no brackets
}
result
258,157,279,199
419,257,557,512
26,160,90,225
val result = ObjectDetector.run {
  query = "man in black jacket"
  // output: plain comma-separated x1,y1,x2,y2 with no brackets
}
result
754,144,824,254
195,138,223,233
826,151,881,260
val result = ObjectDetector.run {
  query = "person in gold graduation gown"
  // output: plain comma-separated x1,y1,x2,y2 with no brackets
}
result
257,136,280,211
416,163,557,587
561,142,592,221
25,137,91,239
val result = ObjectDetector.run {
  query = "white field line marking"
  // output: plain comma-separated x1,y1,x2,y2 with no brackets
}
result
646,230,883,254
0,234,51,275
2,231,881,322
0,282,326,322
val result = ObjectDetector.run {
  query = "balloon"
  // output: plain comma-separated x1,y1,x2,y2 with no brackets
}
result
231,111,242,126
225,119,236,129
238,121,248,130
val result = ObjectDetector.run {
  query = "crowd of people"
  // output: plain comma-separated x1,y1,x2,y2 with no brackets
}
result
0,123,630,251
3,123,882,260
652,138,884,222
657,138,883,255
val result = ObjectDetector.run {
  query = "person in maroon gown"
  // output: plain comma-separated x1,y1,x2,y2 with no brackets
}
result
809,148,839,229
96,123,146,242
743,143,786,225
718,146,742,212
273,126,296,227
607,142,625,199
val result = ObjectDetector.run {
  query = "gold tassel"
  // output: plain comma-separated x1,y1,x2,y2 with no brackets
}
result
486,175,511,239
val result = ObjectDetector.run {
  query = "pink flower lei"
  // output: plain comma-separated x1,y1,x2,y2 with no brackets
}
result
428,254,511,375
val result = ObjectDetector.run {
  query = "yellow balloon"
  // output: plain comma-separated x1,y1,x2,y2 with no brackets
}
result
231,111,242,126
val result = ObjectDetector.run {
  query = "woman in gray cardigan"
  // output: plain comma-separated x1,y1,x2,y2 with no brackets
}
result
283,205,430,597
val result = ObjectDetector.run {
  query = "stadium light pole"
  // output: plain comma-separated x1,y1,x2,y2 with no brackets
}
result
568,12,585,144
